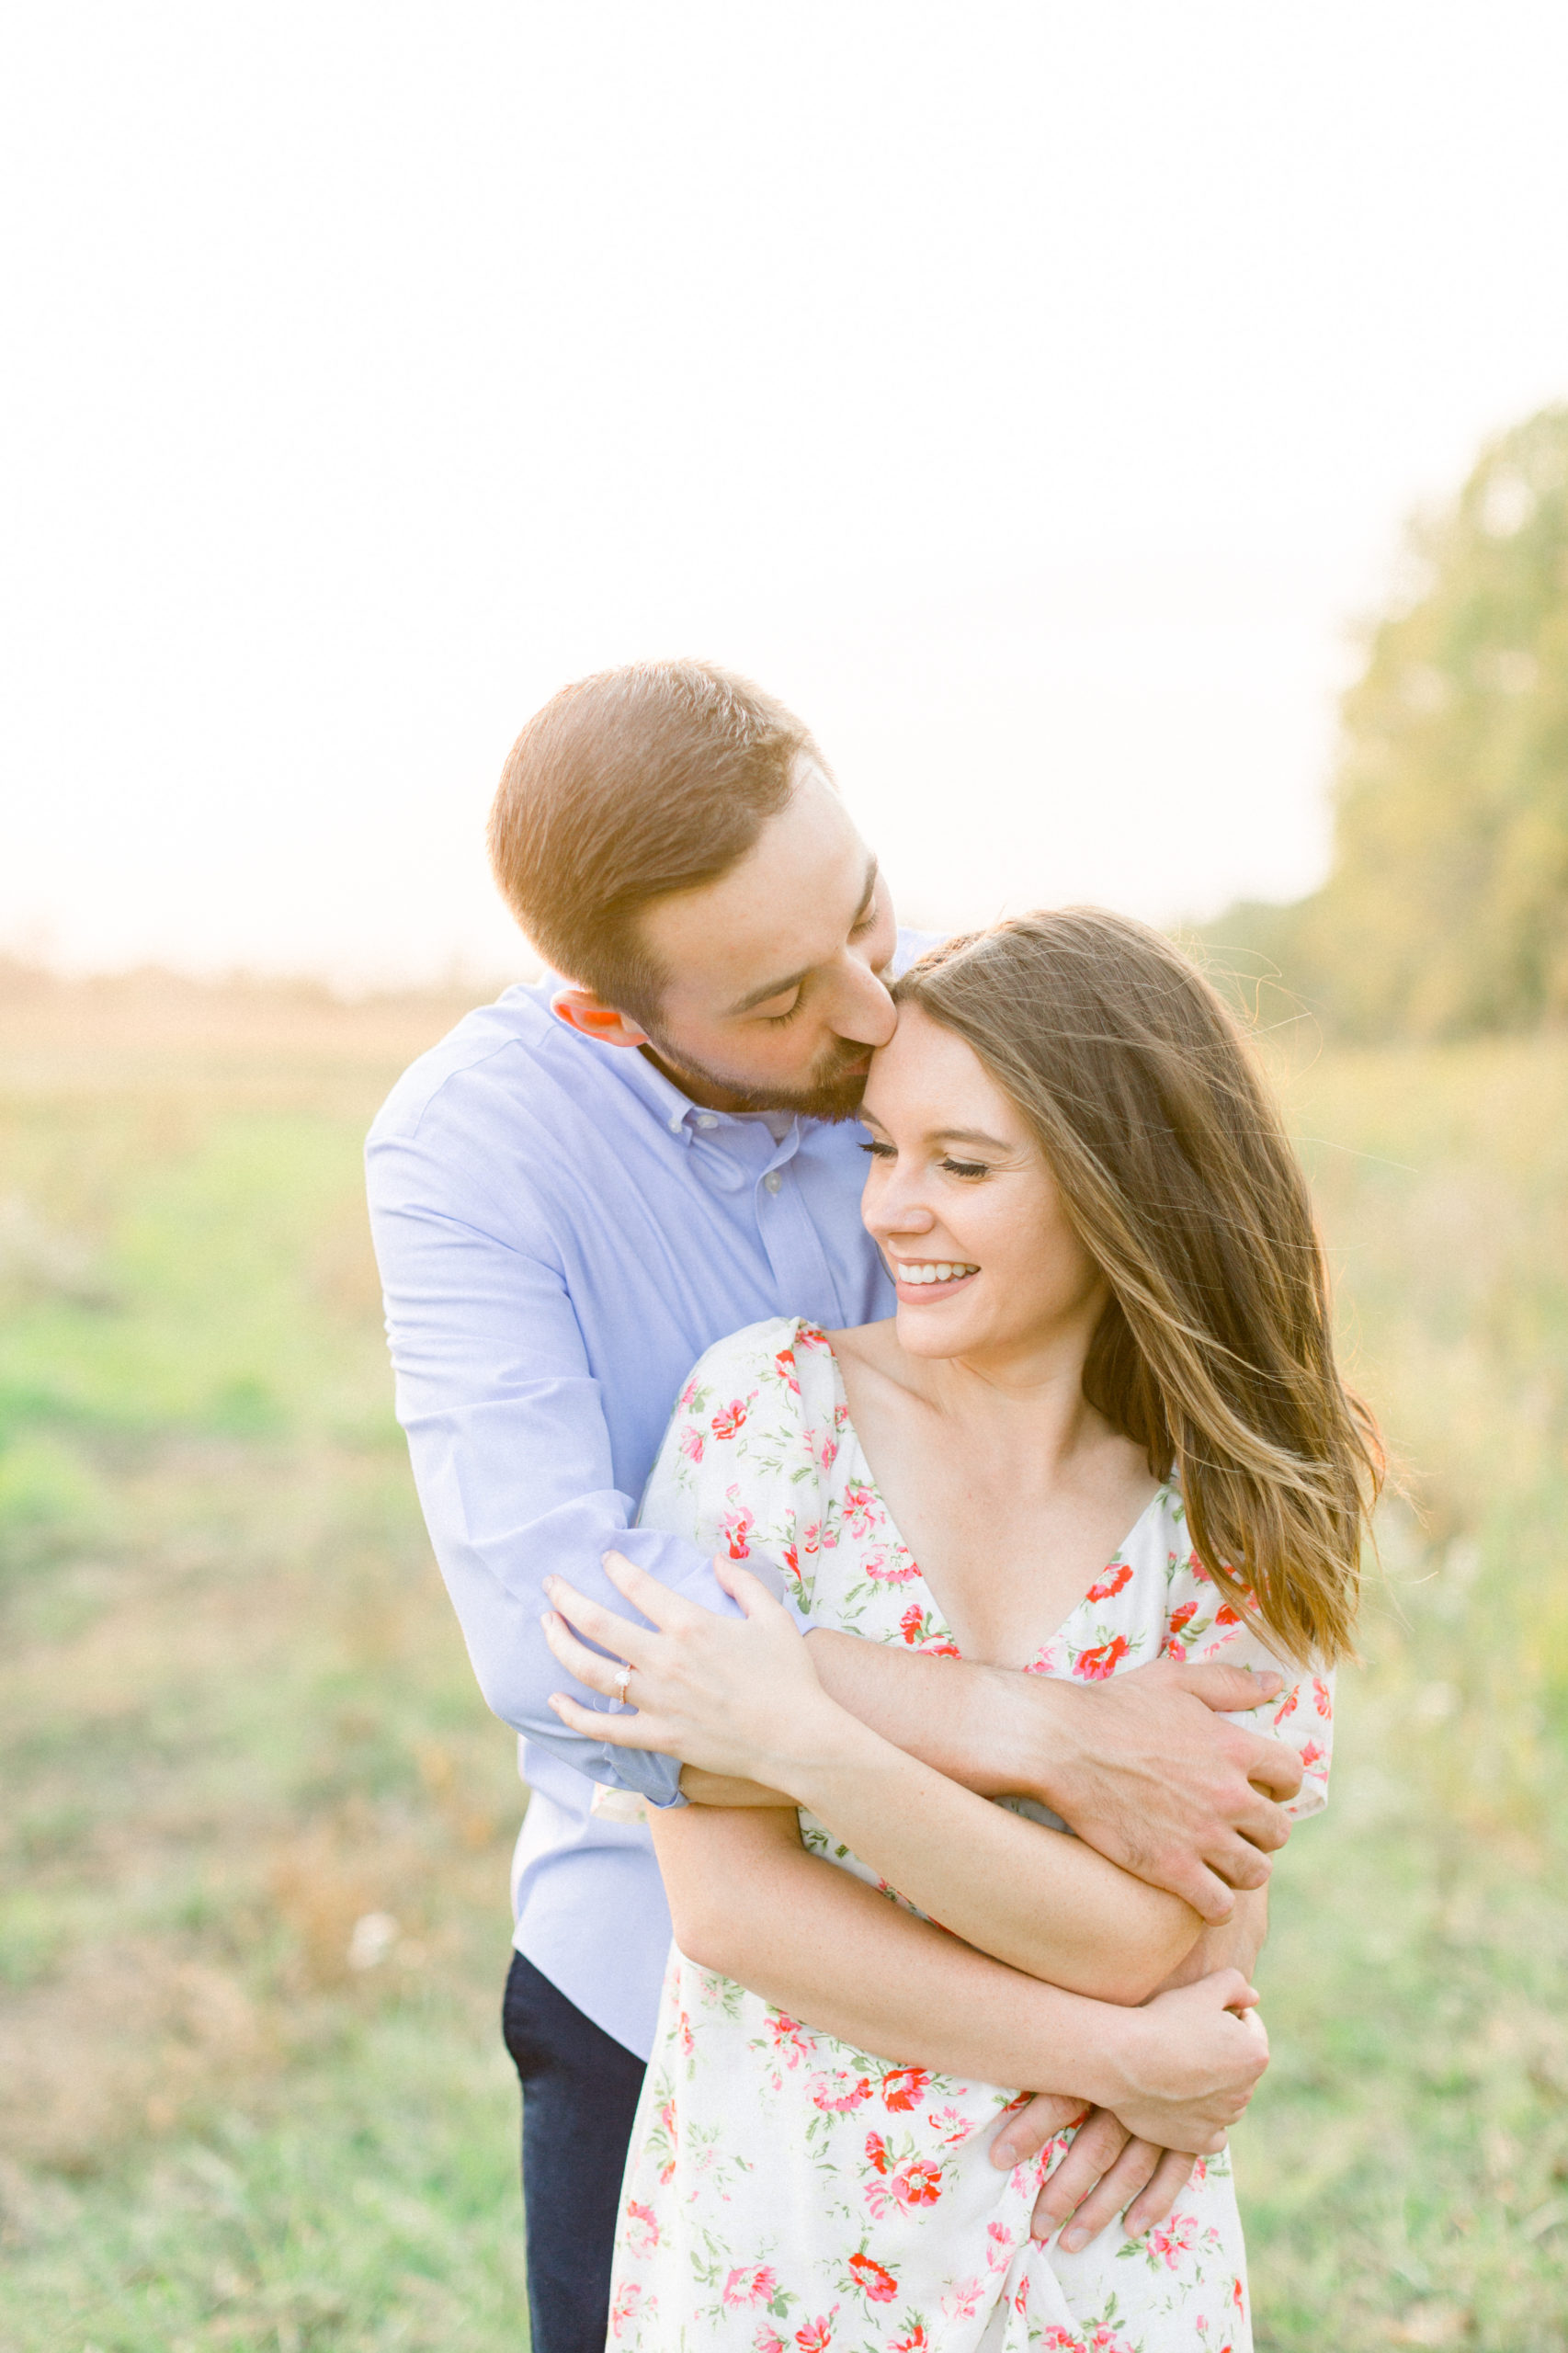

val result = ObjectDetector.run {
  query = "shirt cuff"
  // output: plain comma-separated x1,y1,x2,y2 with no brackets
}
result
596,1736,687,1810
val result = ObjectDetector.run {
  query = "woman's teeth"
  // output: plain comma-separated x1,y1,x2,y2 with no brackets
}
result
898,1262,979,1286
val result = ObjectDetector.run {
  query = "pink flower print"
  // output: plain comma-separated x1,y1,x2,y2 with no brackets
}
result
796,1323,830,1352
710,1397,749,1440
1087,2332,1137,2353
863,2130,891,2176
774,1345,801,1393
1040,2332,1087,2352
808,2068,871,2113
985,2219,1015,2270
794,2312,838,2351
899,1603,926,1645
765,2011,814,2063
847,2251,898,2304
841,1482,878,1538
940,2277,984,2321
1148,2211,1199,2268
923,1640,962,1658
890,2158,944,2209
880,2065,932,2111
1165,1640,1187,1663
678,1422,706,1464
675,2008,694,2057
1313,1677,1333,1717
862,1547,920,1586
926,2104,973,2143
1085,1562,1133,1604
755,2332,786,2353
1187,1550,1213,1584
1074,1633,1131,1681
623,2200,659,2255
1273,1688,1300,1725
1165,1600,1198,1641
1300,1739,1327,1772
609,2281,651,2339
719,1488,755,1559
722,2264,779,2310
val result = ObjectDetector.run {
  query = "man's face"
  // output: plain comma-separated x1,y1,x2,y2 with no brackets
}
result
635,762,899,1119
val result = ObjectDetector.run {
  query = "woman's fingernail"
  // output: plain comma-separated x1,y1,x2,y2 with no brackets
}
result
1061,2226,1087,2252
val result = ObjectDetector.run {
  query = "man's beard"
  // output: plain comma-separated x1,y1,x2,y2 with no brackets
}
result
641,1034,872,1123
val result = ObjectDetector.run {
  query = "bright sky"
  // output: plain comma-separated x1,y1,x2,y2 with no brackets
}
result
6,3,1568,984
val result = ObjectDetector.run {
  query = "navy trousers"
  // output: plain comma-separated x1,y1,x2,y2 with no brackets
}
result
502,1949,646,2353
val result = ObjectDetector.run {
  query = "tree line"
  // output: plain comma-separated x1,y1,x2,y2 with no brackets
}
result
1207,403,1568,1040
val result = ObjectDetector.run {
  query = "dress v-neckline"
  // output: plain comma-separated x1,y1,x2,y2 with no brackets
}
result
814,1323,1169,1668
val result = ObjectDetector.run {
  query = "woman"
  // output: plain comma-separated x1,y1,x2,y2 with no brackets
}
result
544,912,1379,2352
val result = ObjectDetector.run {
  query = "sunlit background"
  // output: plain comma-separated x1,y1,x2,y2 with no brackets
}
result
6,14,1568,2352
7,1,1568,981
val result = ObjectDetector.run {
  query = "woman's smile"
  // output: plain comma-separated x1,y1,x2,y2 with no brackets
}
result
887,1254,981,1297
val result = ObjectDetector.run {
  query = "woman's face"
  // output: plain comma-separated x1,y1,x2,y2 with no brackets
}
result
858,1002,1108,1369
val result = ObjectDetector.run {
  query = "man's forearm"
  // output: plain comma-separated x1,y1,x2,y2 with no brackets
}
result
653,1804,1131,2105
804,1629,1035,1798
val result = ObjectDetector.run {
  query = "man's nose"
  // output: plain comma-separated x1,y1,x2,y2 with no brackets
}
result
833,959,898,1048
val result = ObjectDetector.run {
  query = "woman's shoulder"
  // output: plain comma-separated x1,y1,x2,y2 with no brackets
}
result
675,1314,828,1407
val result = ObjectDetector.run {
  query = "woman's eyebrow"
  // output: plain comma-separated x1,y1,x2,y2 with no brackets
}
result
929,1127,1010,1152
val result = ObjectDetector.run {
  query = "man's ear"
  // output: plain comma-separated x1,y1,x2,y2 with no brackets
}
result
550,986,651,1050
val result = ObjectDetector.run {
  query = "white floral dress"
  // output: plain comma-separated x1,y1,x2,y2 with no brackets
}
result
607,1318,1333,2353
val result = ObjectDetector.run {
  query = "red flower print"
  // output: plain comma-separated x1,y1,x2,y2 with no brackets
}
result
678,1423,705,1464
782,1544,799,1577
719,1489,755,1559
1215,1601,1241,1627
1040,2332,1086,2351
623,2200,659,2255
1167,1601,1198,1636
847,2251,898,2303
890,2158,944,2209
891,2331,932,2352
765,2011,813,2063
863,2130,891,2175
1085,1562,1132,1604
797,1324,829,1351
899,1603,926,1644
923,1640,962,1657
1300,1740,1326,1770
1074,1633,1131,1681
1273,1687,1299,1723
800,1521,821,1557
795,2312,838,2351
722,2264,778,2309
880,2065,932,2110
775,1346,801,1394
609,2281,652,2339
710,1398,749,1440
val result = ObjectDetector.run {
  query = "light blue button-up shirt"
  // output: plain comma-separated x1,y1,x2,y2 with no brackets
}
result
366,951,922,2056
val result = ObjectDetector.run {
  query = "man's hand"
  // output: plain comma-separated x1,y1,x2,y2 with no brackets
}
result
1016,1659,1303,1924
991,2098,1199,2247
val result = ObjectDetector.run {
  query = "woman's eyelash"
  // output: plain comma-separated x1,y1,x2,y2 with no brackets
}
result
942,1158,990,1178
858,1140,894,1158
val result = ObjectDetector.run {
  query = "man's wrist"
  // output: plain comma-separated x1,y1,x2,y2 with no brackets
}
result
970,1665,1074,1805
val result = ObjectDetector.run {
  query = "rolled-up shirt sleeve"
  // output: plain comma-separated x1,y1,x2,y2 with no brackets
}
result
367,1120,740,1808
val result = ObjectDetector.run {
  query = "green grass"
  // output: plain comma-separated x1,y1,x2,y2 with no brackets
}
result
2,983,1566,2351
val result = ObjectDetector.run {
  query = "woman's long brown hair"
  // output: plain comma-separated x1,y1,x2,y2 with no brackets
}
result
895,910,1381,1666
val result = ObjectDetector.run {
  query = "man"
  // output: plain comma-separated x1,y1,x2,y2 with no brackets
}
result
366,661,1301,2353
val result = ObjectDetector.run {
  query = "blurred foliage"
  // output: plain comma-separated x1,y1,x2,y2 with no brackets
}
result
1210,403,1568,1039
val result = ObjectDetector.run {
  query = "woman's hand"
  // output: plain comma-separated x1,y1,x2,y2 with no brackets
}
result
541,1551,844,1789
990,2098,1200,2248
1091,1970,1268,2154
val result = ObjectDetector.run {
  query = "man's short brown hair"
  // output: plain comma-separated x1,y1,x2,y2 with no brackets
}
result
487,660,824,1023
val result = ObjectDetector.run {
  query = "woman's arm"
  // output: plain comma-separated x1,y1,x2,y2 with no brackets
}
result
546,1555,1206,2006
648,1799,1267,2154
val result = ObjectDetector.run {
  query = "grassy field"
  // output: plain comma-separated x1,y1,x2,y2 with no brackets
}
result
2,969,1565,2353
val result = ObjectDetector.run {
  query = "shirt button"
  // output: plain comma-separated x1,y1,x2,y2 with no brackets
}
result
696,1112,719,1129
764,1170,782,1193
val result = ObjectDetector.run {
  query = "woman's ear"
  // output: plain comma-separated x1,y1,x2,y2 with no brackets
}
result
550,986,651,1050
